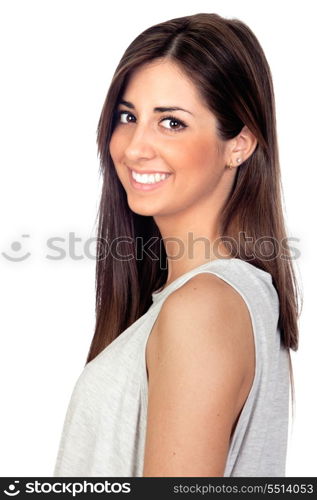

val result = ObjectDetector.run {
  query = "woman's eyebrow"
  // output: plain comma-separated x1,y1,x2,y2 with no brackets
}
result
119,99,194,115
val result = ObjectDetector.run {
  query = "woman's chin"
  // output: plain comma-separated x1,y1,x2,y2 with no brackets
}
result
128,202,161,217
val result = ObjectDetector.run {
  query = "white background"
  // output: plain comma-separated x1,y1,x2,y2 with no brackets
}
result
0,0,316,477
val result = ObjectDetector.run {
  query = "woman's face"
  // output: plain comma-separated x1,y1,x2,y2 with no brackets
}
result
109,59,230,217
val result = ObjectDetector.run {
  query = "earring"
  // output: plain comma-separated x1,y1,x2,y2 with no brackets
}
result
226,157,243,169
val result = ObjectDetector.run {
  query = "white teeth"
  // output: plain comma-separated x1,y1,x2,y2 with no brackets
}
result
131,170,170,184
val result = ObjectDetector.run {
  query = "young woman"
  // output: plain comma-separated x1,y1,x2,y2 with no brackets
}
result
54,13,301,477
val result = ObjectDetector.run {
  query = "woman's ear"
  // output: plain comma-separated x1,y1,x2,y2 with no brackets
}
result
228,126,258,165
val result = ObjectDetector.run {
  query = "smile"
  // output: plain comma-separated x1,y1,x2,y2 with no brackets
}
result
132,170,170,184
128,167,172,192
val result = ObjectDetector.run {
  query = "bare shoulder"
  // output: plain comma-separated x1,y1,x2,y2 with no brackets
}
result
143,271,255,476
157,271,253,350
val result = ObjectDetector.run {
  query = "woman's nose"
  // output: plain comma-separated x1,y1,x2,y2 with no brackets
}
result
124,123,156,162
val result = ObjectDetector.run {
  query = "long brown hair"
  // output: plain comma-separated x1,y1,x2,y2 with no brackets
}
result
86,13,302,414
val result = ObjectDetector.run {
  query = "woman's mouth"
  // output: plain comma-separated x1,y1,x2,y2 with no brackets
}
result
128,167,172,191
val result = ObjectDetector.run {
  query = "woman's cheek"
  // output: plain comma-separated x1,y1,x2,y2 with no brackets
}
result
109,130,121,163
181,143,210,173
163,138,198,171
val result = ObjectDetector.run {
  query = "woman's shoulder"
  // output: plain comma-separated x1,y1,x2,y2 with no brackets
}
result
150,271,254,378
157,260,278,336
159,270,252,336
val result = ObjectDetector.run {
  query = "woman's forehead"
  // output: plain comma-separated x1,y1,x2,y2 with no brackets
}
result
123,60,205,109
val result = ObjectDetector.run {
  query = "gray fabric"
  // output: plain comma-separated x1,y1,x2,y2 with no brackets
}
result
53,258,290,477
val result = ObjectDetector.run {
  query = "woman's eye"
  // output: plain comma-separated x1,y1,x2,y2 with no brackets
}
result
160,116,187,131
117,110,135,123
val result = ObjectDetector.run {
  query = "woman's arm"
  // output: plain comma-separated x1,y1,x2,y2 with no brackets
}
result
143,272,254,477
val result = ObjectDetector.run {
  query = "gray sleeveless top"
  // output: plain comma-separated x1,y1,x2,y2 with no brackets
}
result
53,258,290,477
